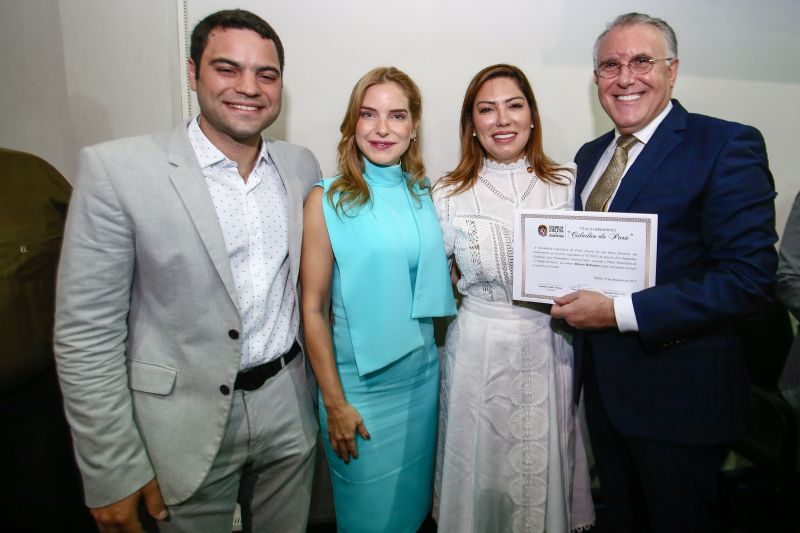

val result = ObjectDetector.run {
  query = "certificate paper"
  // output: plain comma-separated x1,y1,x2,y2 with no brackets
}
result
512,210,658,303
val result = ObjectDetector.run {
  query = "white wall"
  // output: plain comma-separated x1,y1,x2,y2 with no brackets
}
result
0,0,797,236
57,0,182,158
0,0,76,178
0,0,181,180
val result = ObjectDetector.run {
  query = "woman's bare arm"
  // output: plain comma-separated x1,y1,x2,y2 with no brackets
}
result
300,187,370,463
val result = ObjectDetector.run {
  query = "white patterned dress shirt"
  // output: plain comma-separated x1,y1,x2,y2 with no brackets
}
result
188,118,297,369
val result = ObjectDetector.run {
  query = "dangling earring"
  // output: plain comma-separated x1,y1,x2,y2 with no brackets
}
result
530,124,535,129
472,132,477,137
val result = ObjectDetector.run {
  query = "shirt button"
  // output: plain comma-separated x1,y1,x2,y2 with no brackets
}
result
219,385,231,395
228,329,240,339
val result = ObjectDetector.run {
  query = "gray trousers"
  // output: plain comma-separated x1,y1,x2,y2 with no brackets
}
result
149,356,319,533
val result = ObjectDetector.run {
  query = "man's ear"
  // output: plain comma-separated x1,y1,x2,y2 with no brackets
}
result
668,58,680,88
188,60,198,91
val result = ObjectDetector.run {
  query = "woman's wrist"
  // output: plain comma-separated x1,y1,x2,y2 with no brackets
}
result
322,395,348,412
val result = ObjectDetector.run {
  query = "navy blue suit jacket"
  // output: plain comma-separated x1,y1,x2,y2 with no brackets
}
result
573,100,778,445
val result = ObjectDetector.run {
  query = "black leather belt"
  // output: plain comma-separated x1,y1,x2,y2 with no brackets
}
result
234,341,300,391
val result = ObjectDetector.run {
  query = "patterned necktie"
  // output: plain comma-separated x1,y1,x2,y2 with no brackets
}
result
585,134,639,211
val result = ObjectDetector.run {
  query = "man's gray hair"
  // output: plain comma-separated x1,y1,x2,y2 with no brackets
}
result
593,12,678,67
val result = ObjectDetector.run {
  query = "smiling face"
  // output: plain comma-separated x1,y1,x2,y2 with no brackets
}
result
355,82,416,166
189,27,282,150
594,23,678,135
472,76,532,164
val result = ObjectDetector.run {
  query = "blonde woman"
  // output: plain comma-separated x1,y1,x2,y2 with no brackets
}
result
301,66,455,533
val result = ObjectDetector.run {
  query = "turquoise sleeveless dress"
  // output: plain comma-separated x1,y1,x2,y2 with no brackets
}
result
319,159,455,533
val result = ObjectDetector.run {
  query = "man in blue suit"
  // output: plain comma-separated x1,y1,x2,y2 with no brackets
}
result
551,13,777,532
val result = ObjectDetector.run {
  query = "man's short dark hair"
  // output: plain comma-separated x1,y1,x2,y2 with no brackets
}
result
190,9,285,76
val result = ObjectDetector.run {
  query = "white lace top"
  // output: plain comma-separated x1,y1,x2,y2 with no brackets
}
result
433,158,576,303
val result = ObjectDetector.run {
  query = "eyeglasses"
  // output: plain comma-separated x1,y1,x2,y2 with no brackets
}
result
595,56,674,79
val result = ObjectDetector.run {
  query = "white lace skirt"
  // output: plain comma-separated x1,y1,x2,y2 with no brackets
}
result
434,296,595,532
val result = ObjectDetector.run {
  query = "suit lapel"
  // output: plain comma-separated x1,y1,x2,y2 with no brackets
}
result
576,132,614,210
166,125,240,312
609,101,687,212
265,139,302,287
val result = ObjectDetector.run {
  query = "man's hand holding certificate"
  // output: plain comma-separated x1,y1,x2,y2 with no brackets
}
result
512,210,657,304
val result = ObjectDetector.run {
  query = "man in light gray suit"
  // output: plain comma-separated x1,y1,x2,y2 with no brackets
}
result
54,10,320,532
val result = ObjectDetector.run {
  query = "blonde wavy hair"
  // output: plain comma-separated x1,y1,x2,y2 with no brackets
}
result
436,64,567,196
328,66,426,214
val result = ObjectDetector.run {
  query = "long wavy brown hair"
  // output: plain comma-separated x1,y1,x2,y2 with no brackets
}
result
436,64,567,196
328,66,426,215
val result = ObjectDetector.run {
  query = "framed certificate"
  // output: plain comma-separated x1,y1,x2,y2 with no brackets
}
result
512,210,658,303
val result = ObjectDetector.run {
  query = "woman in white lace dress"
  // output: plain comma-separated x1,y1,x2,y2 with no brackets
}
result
432,64,595,532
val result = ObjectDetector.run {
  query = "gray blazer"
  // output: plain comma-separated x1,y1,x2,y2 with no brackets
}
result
54,124,321,507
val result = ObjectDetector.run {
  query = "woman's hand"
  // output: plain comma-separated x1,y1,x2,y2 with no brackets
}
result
326,402,370,464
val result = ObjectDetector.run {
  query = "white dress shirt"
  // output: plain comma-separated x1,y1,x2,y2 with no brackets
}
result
580,102,673,333
188,118,297,369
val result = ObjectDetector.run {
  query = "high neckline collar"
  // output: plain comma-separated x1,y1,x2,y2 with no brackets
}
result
363,158,404,186
483,157,528,172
